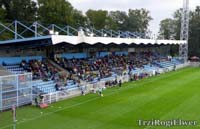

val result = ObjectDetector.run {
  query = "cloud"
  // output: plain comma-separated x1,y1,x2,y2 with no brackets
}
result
68,0,200,34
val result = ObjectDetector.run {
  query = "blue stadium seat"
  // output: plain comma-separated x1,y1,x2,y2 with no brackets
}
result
32,80,56,94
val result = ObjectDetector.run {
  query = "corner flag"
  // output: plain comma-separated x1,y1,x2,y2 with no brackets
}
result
12,105,16,122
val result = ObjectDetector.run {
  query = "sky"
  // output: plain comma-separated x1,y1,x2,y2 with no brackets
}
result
68,0,200,35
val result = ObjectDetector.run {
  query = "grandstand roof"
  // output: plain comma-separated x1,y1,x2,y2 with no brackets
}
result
51,35,186,45
0,21,186,46
0,35,186,46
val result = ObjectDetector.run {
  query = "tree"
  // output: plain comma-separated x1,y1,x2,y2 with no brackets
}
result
0,5,6,21
158,9,182,40
127,9,152,32
0,0,11,21
38,0,74,25
71,9,87,28
86,9,152,32
1,0,37,22
86,9,109,29
158,18,177,39
189,6,200,56
108,11,128,30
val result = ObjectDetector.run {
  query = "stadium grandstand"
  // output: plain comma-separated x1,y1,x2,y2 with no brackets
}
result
2,0,200,128
0,20,187,111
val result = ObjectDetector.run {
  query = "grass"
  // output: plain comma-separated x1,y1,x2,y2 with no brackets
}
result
1,67,200,129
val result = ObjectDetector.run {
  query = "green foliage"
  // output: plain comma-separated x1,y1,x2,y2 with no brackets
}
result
158,18,177,39
173,9,182,40
0,7,6,21
86,9,152,32
1,0,37,22
38,0,73,25
0,31,13,40
108,11,128,30
127,9,152,33
158,9,182,40
86,9,109,29
189,6,200,56
71,9,87,28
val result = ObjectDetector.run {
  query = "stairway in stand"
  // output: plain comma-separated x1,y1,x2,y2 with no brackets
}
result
46,58,87,85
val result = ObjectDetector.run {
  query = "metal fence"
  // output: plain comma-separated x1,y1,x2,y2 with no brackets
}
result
0,73,32,111
38,74,130,105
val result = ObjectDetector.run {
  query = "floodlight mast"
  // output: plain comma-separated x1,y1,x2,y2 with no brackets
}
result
179,0,189,62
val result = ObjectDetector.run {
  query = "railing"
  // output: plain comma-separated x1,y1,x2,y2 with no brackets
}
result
33,74,130,105
0,20,149,42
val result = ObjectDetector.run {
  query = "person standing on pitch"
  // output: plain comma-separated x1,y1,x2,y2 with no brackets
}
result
34,97,39,107
173,64,176,71
98,88,103,97
81,86,85,96
119,80,122,87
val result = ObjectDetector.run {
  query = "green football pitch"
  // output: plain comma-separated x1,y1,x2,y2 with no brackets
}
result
1,67,200,129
